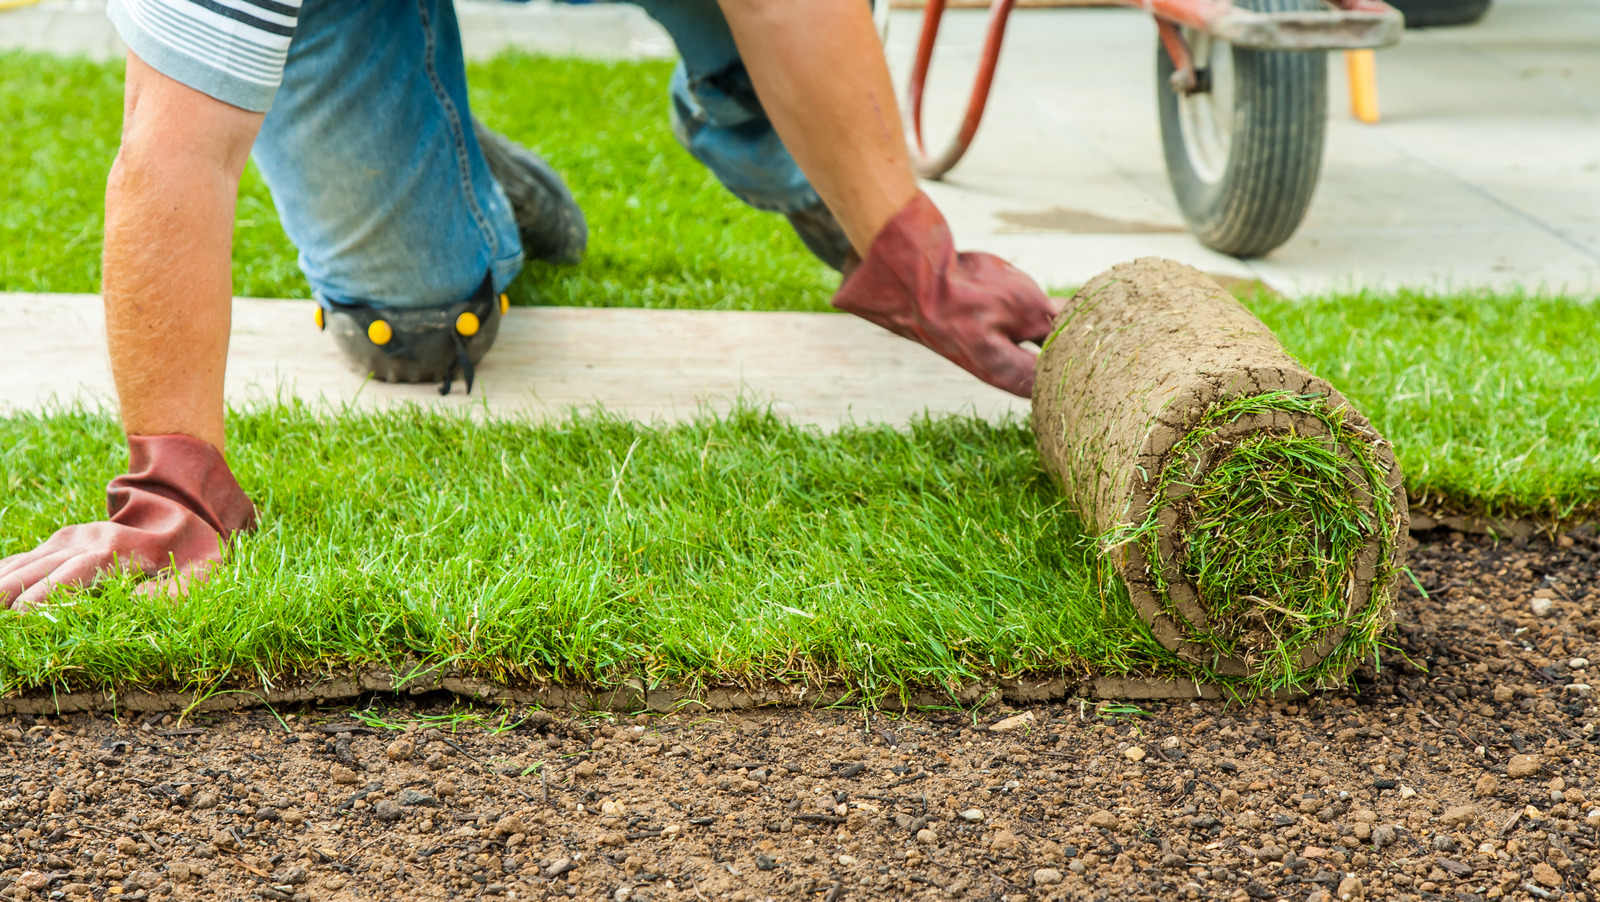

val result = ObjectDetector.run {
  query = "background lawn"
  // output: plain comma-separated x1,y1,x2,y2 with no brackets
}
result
1,50,1596,698
0,51,838,312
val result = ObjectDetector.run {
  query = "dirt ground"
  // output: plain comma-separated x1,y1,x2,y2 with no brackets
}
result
0,527,1597,902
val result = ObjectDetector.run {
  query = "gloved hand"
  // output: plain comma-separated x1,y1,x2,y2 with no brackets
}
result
0,434,256,610
832,191,1058,397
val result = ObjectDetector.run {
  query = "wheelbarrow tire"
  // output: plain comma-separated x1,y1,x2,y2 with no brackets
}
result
1157,0,1328,258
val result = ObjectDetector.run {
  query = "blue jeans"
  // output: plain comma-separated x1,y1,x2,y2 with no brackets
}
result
254,0,817,311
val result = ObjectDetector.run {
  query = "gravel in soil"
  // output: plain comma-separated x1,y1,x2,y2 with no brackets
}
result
0,529,1597,901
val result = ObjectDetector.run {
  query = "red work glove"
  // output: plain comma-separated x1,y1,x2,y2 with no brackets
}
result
0,434,256,610
832,191,1057,397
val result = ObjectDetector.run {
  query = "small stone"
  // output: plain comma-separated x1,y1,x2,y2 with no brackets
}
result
46,789,69,811
385,739,415,762
398,789,437,807
1032,868,1063,886
1257,845,1285,862
916,828,938,845
1085,810,1118,830
1219,788,1240,810
191,791,219,810
1440,805,1476,827
574,761,598,778
424,752,445,771
1431,834,1459,853
492,815,525,837
1566,683,1593,697
601,800,627,816
1507,754,1543,778
1123,746,1146,762
1570,657,1590,669
1493,684,1515,703
546,858,578,878
1160,852,1187,868
989,712,1034,732
1531,861,1562,887
253,806,281,822
1336,874,1364,900
1529,596,1555,617
274,867,308,886
372,800,404,823
990,829,1019,851
1370,824,1397,850
435,780,457,797
1307,892,1331,902
331,765,360,785
837,854,859,866
1474,774,1500,797
959,808,984,822
596,832,624,847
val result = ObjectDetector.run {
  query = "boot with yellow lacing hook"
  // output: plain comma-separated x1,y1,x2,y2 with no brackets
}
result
315,272,509,396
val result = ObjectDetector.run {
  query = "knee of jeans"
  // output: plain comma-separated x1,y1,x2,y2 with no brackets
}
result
669,65,820,214
304,242,523,313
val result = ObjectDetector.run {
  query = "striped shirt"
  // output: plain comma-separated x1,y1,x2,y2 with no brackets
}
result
108,0,301,113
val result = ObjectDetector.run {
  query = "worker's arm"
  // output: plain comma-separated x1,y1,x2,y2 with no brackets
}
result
0,52,258,609
109,52,260,449
717,0,1059,396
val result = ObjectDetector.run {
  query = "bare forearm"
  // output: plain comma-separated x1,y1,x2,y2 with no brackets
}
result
104,53,262,453
717,0,918,253
104,146,238,451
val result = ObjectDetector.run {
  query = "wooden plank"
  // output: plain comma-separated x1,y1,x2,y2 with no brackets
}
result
0,293,1026,430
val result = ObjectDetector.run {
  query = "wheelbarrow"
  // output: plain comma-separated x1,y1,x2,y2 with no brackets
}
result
895,0,1404,257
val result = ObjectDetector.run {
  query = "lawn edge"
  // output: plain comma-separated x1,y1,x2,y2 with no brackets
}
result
0,667,1303,718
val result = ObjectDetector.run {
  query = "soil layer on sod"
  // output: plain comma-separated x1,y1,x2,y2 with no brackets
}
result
0,530,1595,901
1034,260,1407,691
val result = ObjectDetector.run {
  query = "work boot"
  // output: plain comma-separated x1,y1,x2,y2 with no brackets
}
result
786,200,855,273
318,272,505,396
473,118,588,265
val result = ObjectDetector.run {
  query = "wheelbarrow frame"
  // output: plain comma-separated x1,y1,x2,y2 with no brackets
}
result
905,0,1404,179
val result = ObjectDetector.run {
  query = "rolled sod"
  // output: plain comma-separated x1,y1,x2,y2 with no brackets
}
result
1032,259,1409,689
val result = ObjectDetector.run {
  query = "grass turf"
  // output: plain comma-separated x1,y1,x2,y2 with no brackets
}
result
2,50,1598,698
1104,392,1401,689
0,405,1182,700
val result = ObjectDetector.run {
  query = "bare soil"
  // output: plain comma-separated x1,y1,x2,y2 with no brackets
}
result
0,527,1597,902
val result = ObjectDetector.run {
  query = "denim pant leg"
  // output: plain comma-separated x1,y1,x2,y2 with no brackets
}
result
629,0,821,215
252,0,523,310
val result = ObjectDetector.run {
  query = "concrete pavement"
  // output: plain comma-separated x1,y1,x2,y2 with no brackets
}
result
885,0,1600,295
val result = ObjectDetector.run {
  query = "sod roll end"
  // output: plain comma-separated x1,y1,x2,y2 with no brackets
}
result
1033,259,1408,690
